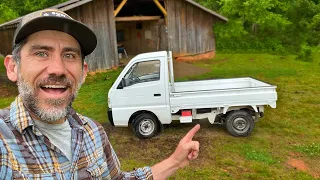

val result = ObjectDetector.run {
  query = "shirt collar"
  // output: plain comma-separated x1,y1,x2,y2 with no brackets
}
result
9,96,88,134
9,96,34,134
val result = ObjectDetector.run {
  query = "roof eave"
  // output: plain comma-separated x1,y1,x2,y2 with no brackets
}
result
185,0,228,22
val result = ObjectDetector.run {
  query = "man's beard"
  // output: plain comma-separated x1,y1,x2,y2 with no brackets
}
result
17,73,83,123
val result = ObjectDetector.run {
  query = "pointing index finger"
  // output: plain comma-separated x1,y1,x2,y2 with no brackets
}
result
181,124,200,143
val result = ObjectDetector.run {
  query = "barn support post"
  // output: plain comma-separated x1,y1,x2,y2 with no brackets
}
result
114,0,127,17
153,0,168,24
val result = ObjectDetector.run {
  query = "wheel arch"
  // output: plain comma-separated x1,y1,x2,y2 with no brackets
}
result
129,110,160,125
223,105,257,115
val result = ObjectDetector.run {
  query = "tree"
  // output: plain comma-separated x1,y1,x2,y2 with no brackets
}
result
0,3,19,24
0,0,68,24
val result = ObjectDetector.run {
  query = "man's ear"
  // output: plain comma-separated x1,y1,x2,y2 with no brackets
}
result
81,61,88,84
4,55,18,82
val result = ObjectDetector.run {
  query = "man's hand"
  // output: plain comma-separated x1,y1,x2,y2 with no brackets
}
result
151,124,201,179
169,124,201,168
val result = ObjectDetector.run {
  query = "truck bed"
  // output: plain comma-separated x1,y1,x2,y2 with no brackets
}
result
173,77,271,92
170,77,277,110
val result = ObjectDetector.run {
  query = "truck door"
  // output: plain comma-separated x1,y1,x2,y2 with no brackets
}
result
111,57,171,126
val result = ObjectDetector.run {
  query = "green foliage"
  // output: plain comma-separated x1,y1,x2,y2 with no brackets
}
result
195,0,320,54
0,3,19,24
23,0,68,14
0,0,68,23
296,44,313,62
216,36,288,54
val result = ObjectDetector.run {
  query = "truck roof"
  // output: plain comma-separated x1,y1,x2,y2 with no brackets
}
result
133,51,167,60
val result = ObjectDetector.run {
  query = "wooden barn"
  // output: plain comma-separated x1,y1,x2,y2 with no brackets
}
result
0,0,227,71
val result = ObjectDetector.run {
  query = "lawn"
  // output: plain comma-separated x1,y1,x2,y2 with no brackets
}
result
0,56,5,74
0,56,17,108
1,53,320,179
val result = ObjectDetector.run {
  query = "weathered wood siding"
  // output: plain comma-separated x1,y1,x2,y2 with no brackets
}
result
116,19,167,55
0,28,16,56
66,0,118,71
166,0,217,57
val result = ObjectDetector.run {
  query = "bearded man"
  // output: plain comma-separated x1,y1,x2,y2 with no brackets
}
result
0,9,200,179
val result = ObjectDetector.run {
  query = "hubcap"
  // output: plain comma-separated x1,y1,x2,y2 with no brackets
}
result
139,119,155,136
232,117,249,132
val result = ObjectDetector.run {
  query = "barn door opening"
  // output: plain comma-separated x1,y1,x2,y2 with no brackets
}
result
114,0,168,59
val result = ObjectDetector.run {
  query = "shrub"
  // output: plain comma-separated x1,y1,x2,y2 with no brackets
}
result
296,44,313,62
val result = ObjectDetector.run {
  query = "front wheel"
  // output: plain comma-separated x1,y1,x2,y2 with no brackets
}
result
133,113,160,139
225,110,255,137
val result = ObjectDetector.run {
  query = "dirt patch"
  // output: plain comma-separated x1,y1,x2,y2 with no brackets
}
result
173,61,211,79
286,153,320,178
0,75,17,97
175,51,215,62
103,120,226,167
0,86,18,98
287,158,308,171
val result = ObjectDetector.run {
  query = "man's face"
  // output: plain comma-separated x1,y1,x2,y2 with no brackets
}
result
12,30,88,123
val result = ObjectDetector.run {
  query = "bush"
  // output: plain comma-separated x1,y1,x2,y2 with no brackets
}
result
216,36,291,54
296,44,313,62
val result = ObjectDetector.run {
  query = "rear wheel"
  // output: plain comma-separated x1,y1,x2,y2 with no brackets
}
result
225,110,254,137
133,113,160,139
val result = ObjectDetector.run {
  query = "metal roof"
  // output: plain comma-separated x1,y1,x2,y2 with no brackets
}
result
0,0,93,29
0,0,227,29
185,0,228,22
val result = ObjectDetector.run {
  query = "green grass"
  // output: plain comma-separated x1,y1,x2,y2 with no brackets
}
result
295,143,320,157
1,53,320,179
72,70,122,122
0,56,5,74
0,56,17,108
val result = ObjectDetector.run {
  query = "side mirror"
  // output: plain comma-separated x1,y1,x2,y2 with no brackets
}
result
117,78,126,89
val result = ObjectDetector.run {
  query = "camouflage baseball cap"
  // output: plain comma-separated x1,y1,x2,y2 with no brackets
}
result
13,9,97,56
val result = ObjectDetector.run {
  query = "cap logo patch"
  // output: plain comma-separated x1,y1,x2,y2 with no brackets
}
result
41,10,72,19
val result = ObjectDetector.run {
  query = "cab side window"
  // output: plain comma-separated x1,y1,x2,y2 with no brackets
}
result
123,60,160,87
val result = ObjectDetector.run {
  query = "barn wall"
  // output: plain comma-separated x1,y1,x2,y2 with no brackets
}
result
167,0,216,57
116,19,168,55
66,0,118,71
0,27,16,56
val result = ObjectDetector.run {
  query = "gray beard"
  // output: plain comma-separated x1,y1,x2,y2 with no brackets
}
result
17,74,82,123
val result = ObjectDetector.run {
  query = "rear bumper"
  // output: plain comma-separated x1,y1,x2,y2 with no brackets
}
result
108,108,114,126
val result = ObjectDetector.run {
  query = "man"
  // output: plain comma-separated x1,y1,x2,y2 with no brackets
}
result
0,9,200,179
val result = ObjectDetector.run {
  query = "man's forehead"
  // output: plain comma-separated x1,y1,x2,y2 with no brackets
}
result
25,30,81,49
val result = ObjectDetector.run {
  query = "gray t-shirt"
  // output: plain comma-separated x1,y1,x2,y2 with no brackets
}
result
33,119,73,161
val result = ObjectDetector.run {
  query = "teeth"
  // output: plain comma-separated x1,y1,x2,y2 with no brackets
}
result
42,85,66,89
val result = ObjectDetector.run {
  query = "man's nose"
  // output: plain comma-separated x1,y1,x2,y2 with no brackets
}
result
46,55,67,76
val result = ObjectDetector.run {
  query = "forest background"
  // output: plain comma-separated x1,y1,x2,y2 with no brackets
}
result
1,0,320,61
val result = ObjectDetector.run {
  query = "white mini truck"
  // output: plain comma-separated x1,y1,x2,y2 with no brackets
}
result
108,51,277,138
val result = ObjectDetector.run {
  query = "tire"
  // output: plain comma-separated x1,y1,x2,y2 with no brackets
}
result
132,113,160,139
225,110,255,137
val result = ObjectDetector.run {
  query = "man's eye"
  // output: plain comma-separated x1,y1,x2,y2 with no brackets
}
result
64,54,75,59
36,52,48,57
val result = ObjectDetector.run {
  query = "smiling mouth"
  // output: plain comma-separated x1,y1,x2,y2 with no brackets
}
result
41,85,68,94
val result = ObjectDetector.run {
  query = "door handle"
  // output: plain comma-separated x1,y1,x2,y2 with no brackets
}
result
154,94,161,97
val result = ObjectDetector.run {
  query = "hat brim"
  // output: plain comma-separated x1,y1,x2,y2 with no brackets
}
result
15,16,97,56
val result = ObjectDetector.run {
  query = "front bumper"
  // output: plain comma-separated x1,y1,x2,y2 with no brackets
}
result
108,108,114,126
